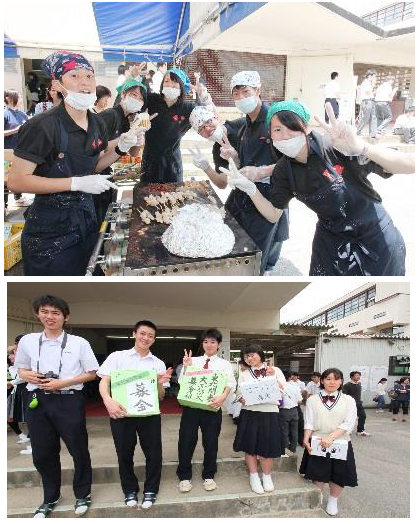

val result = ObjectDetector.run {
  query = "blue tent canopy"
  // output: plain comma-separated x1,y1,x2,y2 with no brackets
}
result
5,2,266,61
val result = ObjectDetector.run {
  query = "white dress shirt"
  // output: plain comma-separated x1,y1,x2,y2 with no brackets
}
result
97,349,167,385
152,70,164,93
280,381,302,409
306,381,321,396
394,114,415,129
375,383,387,395
324,79,340,99
15,331,99,391
360,79,374,100
375,82,395,102
304,389,357,433
180,354,236,391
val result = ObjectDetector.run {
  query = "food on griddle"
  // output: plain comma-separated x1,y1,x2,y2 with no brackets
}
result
161,203,235,258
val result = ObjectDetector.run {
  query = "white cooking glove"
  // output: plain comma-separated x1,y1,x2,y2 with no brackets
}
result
117,131,138,153
239,165,262,182
315,102,365,156
220,158,257,197
218,134,239,163
71,174,118,194
188,145,210,171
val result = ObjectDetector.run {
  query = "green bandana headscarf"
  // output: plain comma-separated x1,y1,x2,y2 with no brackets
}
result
116,79,147,96
266,101,311,127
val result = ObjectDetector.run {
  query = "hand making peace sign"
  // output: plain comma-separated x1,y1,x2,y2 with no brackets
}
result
183,349,193,368
217,134,239,163
314,102,365,157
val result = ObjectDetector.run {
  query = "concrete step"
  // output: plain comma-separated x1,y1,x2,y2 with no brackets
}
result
7,470,321,518
7,455,297,488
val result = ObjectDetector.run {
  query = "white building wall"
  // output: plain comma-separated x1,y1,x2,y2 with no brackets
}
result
285,54,355,123
317,337,410,406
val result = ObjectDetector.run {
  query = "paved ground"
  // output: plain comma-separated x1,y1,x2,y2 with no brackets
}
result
8,408,409,518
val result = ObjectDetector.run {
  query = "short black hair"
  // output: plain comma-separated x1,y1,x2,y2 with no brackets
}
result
4,89,19,106
350,371,361,378
331,72,338,80
95,85,111,105
241,344,266,364
32,295,70,317
311,372,321,378
200,328,222,344
320,368,344,390
283,370,292,380
149,70,155,77
378,378,387,383
157,62,165,69
118,64,127,75
133,320,157,335
399,376,409,384
14,334,25,345
291,372,300,377
160,72,186,103
365,69,377,78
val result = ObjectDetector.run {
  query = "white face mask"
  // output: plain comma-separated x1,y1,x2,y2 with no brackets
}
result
122,95,144,114
235,96,258,114
59,83,96,111
208,124,225,143
273,134,306,158
162,86,181,100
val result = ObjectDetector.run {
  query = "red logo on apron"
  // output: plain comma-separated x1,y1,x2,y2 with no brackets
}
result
92,138,103,149
323,164,344,180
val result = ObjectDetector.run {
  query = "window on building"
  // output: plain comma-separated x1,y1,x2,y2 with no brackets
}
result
388,356,410,376
363,2,414,27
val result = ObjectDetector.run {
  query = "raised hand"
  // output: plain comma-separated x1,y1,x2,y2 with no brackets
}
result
158,367,173,384
219,158,257,196
183,349,193,368
217,134,239,162
188,145,210,171
314,102,365,156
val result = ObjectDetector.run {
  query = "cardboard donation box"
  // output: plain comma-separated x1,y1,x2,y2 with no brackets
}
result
311,436,348,461
240,376,282,406
178,367,227,411
111,370,160,417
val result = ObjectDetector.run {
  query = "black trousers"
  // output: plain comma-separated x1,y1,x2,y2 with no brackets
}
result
297,405,304,445
325,98,339,122
110,415,162,496
356,403,366,433
177,406,222,481
392,400,409,415
25,390,92,503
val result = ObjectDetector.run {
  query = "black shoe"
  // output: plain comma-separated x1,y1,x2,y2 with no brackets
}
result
124,492,138,507
141,492,157,509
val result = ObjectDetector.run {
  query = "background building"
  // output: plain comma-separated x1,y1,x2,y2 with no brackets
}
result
300,282,410,337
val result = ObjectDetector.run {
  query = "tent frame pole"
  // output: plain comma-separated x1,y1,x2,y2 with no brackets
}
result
173,2,187,63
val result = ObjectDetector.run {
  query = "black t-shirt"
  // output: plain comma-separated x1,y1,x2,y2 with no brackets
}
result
14,102,109,175
238,102,276,170
213,117,246,173
98,104,130,141
270,131,392,209
144,93,196,153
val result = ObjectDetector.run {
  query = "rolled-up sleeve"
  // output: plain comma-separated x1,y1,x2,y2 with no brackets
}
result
338,396,357,433
224,362,237,391
14,336,32,371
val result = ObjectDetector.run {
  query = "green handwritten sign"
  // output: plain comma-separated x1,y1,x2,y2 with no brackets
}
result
178,366,227,411
111,370,159,417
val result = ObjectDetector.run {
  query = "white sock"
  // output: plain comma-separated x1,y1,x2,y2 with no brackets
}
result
262,474,272,481
250,473,259,481
327,495,338,513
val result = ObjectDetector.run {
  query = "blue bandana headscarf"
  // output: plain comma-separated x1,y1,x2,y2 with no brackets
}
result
41,51,94,80
166,68,191,94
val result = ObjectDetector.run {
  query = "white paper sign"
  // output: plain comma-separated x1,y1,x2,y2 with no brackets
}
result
240,376,281,406
370,366,388,392
126,380,158,416
350,365,370,391
311,436,348,461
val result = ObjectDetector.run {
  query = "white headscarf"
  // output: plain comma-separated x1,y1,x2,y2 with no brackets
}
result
189,106,216,131
230,71,261,93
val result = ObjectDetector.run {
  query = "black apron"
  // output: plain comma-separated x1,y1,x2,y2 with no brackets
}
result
141,143,183,184
21,119,101,276
285,137,405,276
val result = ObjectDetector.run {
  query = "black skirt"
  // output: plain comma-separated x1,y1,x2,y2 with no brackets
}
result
233,409,283,458
299,441,358,487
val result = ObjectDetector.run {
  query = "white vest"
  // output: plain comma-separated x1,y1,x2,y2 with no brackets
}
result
309,392,352,441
